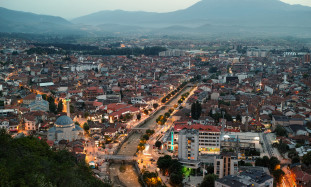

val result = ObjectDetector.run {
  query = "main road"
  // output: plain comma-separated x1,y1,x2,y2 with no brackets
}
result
117,85,194,156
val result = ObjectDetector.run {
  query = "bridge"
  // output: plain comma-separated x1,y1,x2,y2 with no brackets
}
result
130,127,150,133
100,154,136,161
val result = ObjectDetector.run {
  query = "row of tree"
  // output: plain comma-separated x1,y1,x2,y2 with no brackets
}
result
177,92,190,104
155,108,174,125
161,82,187,103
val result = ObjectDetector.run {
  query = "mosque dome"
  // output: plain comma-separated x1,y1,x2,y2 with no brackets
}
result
55,116,74,127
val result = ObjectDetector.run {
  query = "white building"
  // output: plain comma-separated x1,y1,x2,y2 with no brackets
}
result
178,129,199,161
47,115,84,142
29,94,49,112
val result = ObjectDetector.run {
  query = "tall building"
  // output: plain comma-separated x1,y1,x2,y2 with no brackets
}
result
304,53,310,63
178,129,199,161
214,152,239,178
178,129,200,169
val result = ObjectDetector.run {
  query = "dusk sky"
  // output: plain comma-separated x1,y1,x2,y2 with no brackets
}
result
0,0,310,19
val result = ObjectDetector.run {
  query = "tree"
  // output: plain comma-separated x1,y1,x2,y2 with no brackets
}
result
168,159,182,175
191,101,202,120
302,151,311,166
57,99,64,113
269,156,280,171
170,172,183,186
0,129,111,187
137,143,145,151
49,101,57,114
144,110,149,115
272,169,285,184
143,171,160,186
200,174,218,187
155,141,162,149
157,155,172,174
153,103,159,109
137,113,141,120
292,156,300,164
275,125,287,137
142,134,149,141
83,123,89,132
146,129,155,135
164,112,170,118
70,105,75,113
42,94,47,100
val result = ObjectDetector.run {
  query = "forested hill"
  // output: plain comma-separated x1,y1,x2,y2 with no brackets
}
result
0,130,110,187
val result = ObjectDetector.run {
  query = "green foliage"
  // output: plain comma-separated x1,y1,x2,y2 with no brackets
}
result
146,129,155,135
155,141,162,148
238,160,253,166
57,99,64,113
157,155,172,173
274,125,287,137
48,96,57,114
83,123,90,131
137,113,141,120
144,110,149,115
142,171,161,186
153,103,159,109
255,156,280,171
42,94,47,100
191,101,202,120
244,149,260,156
70,105,75,113
170,172,183,186
0,129,110,187
142,134,149,141
200,174,218,187
302,151,311,166
272,169,285,184
274,141,289,154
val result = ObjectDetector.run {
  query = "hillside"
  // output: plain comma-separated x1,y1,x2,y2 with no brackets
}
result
0,130,110,186
0,7,78,34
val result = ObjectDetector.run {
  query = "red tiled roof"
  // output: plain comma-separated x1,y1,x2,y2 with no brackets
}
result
174,124,220,132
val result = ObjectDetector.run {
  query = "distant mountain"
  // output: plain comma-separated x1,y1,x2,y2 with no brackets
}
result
0,7,79,34
72,0,311,37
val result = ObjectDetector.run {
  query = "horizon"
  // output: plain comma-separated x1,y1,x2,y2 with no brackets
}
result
0,0,310,19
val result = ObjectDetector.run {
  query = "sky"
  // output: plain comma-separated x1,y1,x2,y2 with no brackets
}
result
0,0,310,19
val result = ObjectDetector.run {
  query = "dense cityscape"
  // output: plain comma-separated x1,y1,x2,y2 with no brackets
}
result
1,0,311,187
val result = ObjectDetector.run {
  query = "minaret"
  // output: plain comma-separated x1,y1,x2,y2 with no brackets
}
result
188,57,191,69
66,94,70,117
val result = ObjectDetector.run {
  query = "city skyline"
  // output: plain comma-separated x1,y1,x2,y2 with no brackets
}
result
0,0,310,19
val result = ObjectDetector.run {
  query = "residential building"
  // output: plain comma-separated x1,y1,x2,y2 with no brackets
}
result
214,152,239,178
178,129,199,161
